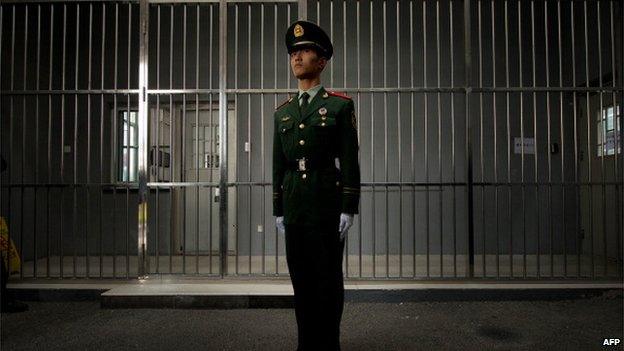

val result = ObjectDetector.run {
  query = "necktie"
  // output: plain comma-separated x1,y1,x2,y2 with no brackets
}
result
300,92,309,115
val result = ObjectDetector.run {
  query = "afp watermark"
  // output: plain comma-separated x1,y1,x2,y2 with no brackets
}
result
603,338,621,347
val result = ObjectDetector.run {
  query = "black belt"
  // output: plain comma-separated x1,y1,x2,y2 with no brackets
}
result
287,157,335,171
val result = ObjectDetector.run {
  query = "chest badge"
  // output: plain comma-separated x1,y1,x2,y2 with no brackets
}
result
318,107,327,115
281,115,291,121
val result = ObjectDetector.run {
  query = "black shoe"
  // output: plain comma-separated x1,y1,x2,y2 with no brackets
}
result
0,299,29,313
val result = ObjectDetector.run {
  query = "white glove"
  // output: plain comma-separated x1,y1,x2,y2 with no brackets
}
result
338,213,354,241
276,216,285,234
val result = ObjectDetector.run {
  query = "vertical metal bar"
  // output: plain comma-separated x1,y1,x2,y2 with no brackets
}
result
182,4,187,275
464,0,475,279
583,0,594,278
571,2,581,277
99,3,105,278
34,4,41,279
518,0,526,279
450,0,456,278
597,0,607,277
491,0,499,279
21,4,28,280
112,3,118,279
261,3,265,275
544,0,553,278
86,2,93,279
505,0,512,278
137,0,149,278
478,0,484,277
357,0,362,278
397,0,402,278
298,0,306,21
436,0,442,277
557,0,566,278
329,0,333,88
235,3,239,276
195,4,200,275
344,0,348,278
369,0,375,277
73,3,78,278
126,3,131,279
209,3,214,274
59,3,66,278
247,3,251,275
274,3,278,275
155,3,161,274
383,0,388,278
169,4,174,274
410,0,415,278
7,4,15,280
610,0,622,278
424,0,429,278
219,0,228,277
530,0,540,278
47,4,54,278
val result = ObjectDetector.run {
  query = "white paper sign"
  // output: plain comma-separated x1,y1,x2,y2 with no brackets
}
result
514,137,535,154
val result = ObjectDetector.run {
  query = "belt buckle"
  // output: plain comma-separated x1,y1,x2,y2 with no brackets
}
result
297,157,307,171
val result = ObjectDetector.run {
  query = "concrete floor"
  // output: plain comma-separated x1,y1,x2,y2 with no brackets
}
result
1,291,622,351
12,254,622,279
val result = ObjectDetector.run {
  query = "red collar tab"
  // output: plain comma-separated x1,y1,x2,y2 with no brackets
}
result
327,91,352,100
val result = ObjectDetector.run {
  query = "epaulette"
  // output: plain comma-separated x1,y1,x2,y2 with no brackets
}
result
276,95,294,110
327,91,352,100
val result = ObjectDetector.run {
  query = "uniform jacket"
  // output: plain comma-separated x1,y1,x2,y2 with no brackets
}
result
272,86,361,230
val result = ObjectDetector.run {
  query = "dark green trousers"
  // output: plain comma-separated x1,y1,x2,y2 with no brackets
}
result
285,222,346,351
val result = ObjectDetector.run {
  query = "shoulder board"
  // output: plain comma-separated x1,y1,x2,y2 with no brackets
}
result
327,91,352,100
276,95,294,110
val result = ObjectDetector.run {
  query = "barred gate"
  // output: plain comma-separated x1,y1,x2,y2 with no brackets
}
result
0,0,622,281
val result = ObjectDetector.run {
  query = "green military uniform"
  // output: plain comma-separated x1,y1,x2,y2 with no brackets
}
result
273,20,360,351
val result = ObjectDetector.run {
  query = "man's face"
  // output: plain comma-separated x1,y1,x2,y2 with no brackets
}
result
289,47,327,79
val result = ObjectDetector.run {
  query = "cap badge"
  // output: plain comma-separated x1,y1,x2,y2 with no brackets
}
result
294,24,304,37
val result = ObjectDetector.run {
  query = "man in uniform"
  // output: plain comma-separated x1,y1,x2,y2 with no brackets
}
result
272,20,361,351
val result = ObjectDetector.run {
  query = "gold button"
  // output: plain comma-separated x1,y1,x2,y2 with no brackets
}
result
299,139,305,145
321,122,326,126
302,173,307,179
336,181,340,186
299,123,305,129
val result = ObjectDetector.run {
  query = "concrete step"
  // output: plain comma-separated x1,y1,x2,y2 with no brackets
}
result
7,279,622,309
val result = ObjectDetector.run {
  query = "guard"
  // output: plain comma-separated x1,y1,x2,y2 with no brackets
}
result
272,20,361,350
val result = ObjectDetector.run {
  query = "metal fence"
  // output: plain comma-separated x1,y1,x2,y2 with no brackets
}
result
0,0,622,281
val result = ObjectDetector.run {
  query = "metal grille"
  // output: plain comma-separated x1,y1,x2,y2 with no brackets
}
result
0,0,621,281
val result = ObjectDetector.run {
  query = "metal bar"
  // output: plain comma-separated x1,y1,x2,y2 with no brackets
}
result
261,3,265,276
397,0,402,278
357,0,361,278
34,4,41,279
182,4,187,275
491,0,499,279
436,0,442,277
410,0,415,279
531,0,540,278
450,0,456,278
126,3,131,279
219,0,228,277
47,3,54,278
1,0,298,3
478,0,486,276
209,3,214,274
137,0,149,278
274,2,278,276
195,4,200,275
112,2,118,278
597,0,606,277
383,0,388,278
571,2,580,278
583,0,594,278
424,0,429,278
369,0,374,278
247,3,251,275
464,0,474,279
557,0,566,277
234,3,239,276
169,4,174,274
610,0,622,279
518,0,526,279
86,3,93,278
544,0,553,279
72,3,78,278
99,2,105,278
155,2,161,274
